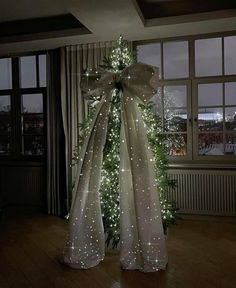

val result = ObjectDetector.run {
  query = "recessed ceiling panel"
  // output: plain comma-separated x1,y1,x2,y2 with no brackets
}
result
0,14,85,38
136,0,236,19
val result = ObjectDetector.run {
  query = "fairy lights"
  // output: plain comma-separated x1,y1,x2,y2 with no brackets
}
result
70,36,177,250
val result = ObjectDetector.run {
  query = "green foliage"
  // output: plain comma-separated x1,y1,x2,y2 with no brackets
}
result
99,90,121,248
139,102,178,232
100,36,134,72
71,106,96,167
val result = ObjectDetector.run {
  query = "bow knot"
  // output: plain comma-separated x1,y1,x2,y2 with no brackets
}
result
82,63,159,103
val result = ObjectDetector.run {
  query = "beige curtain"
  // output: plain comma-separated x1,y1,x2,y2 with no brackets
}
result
60,41,126,212
47,49,67,216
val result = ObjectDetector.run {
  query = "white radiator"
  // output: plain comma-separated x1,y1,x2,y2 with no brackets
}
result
167,169,236,216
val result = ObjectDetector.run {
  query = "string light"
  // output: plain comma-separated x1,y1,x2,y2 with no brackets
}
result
70,36,177,250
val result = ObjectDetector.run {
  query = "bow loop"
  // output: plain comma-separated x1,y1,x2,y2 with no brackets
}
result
81,63,159,103
120,62,159,103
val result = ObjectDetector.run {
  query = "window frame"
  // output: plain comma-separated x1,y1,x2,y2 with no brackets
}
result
192,76,236,161
0,51,47,163
157,79,192,161
135,31,236,164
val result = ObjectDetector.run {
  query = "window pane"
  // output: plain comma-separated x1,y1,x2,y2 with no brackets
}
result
151,88,162,117
164,85,187,108
22,135,44,155
0,116,11,134
20,56,37,88
165,108,187,132
225,82,236,105
198,133,223,155
198,83,222,106
163,41,189,79
225,107,236,131
0,137,10,155
164,134,187,156
0,95,10,113
198,108,223,131
39,54,47,87
225,134,236,155
0,58,12,89
22,94,43,113
137,43,162,78
23,114,44,134
224,36,236,75
195,38,222,76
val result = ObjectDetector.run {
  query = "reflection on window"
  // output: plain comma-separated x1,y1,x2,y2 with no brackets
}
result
226,134,236,155
195,38,222,76
198,133,223,155
164,109,187,132
164,85,187,107
225,107,236,131
0,53,47,159
137,43,161,78
0,58,12,90
151,84,188,156
163,41,189,79
0,95,10,113
0,58,12,89
198,108,223,131
23,114,44,134
21,93,44,156
20,56,37,88
22,136,44,155
22,94,43,113
165,134,187,156
224,36,236,75
198,83,222,106
0,137,10,155
0,116,11,133
136,36,236,159
0,95,11,148
163,85,187,133
225,82,236,105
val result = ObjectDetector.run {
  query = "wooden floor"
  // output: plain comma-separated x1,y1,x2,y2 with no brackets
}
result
0,210,236,288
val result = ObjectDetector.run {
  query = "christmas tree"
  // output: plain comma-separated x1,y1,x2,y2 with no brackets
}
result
72,36,177,248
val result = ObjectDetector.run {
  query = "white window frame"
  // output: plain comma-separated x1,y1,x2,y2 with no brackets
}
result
135,31,236,164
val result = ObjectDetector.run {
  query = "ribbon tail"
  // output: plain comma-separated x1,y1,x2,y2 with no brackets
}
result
119,92,168,272
63,93,112,269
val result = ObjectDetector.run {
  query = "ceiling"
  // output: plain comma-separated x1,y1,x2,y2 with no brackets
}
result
137,0,236,19
0,0,236,55
0,0,68,22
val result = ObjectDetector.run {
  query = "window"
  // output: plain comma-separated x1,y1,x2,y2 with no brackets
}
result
137,43,162,78
224,36,236,75
195,38,222,76
137,34,236,162
0,53,47,160
0,58,12,90
163,41,189,79
0,95,11,155
194,81,236,157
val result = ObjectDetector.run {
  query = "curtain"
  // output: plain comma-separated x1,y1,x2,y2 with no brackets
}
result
60,41,128,212
47,49,67,215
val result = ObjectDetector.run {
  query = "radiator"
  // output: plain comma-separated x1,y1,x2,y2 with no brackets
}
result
167,170,236,216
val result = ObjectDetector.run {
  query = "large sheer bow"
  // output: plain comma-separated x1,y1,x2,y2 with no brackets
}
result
63,63,168,272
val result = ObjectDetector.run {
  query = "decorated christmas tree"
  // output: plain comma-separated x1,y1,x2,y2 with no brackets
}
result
72,36,177,248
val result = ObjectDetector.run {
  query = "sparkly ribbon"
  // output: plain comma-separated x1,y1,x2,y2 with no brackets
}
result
63,63,168,272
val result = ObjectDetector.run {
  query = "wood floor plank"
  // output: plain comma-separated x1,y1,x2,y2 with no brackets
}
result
0,212,236,288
